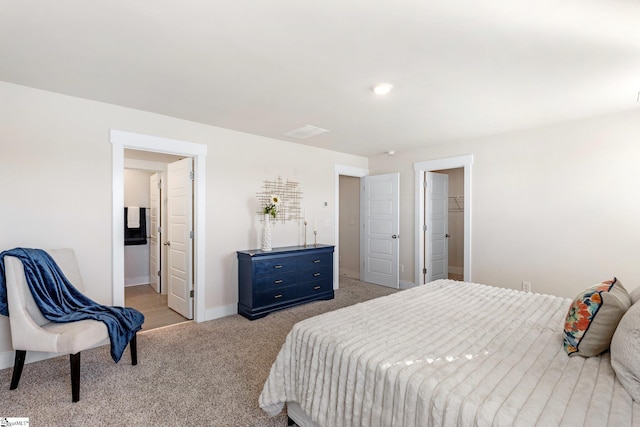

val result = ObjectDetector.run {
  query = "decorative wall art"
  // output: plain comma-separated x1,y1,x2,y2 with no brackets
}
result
257,177,303,251
256,177,303,224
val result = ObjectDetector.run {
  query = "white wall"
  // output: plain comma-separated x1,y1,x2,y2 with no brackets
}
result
0,81,367,366
369,109,640,299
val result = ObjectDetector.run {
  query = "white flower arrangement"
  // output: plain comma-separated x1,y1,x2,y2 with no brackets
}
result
262,194,280,219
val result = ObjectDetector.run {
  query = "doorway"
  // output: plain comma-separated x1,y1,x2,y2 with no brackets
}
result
414,155,473,285
123,152,192,329
428,168,464,281
338,175,360,280
333,165,369,288
110,129,207,323
334,165,400,289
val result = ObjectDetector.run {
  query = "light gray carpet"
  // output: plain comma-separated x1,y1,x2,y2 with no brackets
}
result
0,278,398,426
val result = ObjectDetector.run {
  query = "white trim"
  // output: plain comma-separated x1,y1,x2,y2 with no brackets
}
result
124,276,151,287
448,266,463,276
334,165,369,288
111,129,207,157
110,129,207,323
414,155,473,286
204,304,237,321
399,280,417,290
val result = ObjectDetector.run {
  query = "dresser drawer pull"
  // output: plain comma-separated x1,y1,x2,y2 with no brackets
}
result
313,259,321,263
313,273,321,277
274,265,283,269
313,286,321,290
274,294,283,299
274,280,283,284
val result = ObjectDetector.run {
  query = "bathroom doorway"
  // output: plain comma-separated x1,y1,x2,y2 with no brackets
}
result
123,149,192,330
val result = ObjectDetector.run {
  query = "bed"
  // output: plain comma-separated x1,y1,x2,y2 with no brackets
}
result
259,279,640,426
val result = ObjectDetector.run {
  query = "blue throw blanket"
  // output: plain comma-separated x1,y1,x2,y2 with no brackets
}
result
0,248,144,363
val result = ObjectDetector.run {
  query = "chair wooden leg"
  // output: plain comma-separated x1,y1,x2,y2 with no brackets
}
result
70,352,81,402
10,350,26,390
130,333,138,365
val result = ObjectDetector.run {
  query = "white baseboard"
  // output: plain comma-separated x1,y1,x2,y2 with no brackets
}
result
400,280,418,290
204,304,237,322
124,276,150,287
449,266,463,275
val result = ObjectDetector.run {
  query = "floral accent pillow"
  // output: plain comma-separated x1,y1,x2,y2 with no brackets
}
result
563,278,631,357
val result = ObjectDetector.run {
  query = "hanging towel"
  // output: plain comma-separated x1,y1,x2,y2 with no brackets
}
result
124,207,147,246
127,206,140,228
0,248,144,363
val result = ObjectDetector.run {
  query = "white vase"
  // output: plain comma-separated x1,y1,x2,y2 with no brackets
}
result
261,215,273,251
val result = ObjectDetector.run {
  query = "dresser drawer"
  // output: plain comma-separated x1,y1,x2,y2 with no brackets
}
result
298,280,332,297
255,285,298,307
255,272,297,291
237,245,335,320
254,257,298,276
298,252,332,270
298,265,332,283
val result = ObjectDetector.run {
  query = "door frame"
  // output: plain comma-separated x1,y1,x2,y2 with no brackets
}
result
148,170,162,294
414,155,473,285
334,164,369,288
111,129,207,323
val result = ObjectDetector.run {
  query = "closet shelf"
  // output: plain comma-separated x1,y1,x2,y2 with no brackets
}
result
448,195,464,212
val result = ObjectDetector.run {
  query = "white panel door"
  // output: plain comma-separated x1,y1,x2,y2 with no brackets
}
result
149,173,161,293
361,173,399,288
167,158,193,319
425,172,449,283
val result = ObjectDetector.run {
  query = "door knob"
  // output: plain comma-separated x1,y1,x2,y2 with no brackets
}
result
445,234,451,238
392,234,399,239
163,241,171,246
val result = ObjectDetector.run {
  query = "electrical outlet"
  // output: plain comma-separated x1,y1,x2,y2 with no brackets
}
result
400,264,404,273
522,281,532,292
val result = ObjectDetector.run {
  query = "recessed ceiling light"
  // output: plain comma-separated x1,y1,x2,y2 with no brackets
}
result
387,150,396,156
372,83,393,96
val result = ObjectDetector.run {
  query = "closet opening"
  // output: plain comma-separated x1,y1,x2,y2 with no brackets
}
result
414,155,473,285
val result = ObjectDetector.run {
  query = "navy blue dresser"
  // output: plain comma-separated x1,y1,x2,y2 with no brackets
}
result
237,245,335,320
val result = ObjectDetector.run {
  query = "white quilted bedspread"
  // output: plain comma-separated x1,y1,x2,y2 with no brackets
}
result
260,280,640,426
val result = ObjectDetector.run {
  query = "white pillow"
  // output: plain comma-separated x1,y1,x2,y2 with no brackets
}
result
611,300,640,401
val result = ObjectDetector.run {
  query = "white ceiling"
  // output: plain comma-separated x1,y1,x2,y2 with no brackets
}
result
1,0,639,157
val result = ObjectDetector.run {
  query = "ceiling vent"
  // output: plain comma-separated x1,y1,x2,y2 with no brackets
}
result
283,124,330,140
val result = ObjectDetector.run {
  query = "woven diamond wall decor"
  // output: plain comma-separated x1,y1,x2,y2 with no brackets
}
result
257,177,303,223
